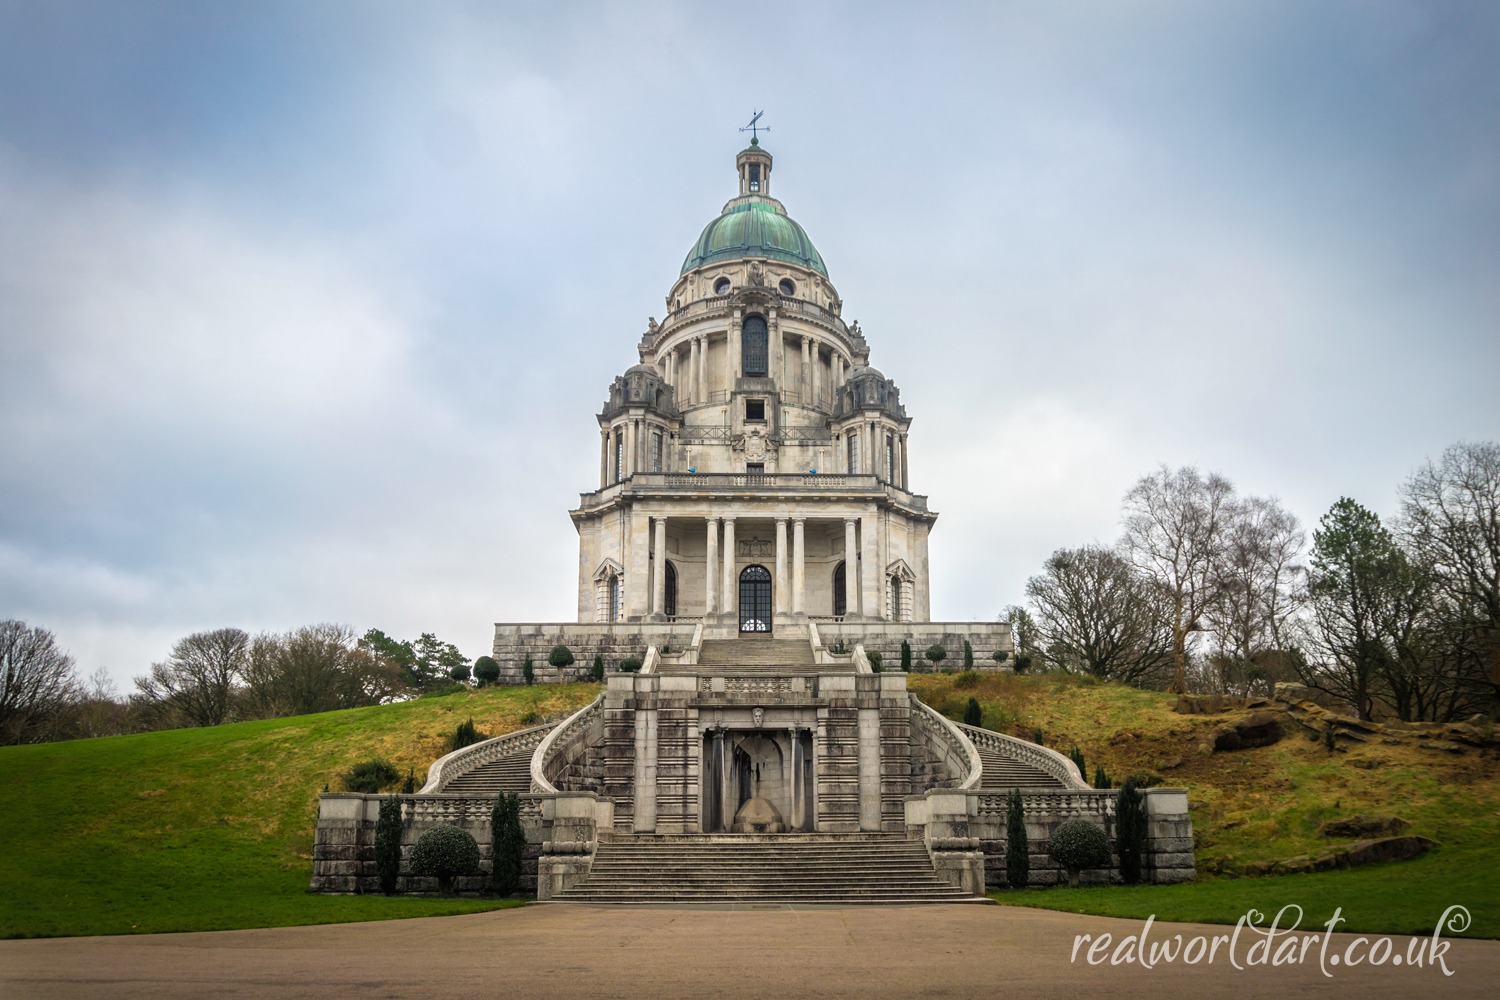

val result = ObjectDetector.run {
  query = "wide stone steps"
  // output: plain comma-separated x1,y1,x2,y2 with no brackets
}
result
440,752,533,795
551,836,975,904
696,638,816,667
976,745,1063,788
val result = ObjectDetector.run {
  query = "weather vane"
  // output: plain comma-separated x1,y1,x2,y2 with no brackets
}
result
740,110,769,142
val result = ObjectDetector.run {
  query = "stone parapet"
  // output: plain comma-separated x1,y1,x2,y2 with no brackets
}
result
492,623,700,685
815,622,1012,671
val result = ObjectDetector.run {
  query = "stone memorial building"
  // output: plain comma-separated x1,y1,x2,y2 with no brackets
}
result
312,137,1195,903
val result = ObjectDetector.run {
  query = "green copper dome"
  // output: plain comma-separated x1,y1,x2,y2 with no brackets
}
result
680,198,828,277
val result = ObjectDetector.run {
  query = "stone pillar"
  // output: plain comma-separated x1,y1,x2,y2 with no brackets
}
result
625,419,637,478
783,727,796,828
633,702,657,832
599,429,608,488
860,513,880,619
769,309,781,387
666,349,675,386
628,509,651,620
651,517,667,618
730,310,742,382
844,518,859,619
721,517,737,623
689,338,700,404
705,517,719,615
800,336,811,401
774,517,788,617
792,517,806,616
811,339,821,407
858,707,880,832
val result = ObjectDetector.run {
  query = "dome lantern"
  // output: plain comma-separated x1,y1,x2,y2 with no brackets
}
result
737,137,772,197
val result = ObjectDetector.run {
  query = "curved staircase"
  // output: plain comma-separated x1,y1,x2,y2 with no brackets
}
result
439,751,534,795
975,745,1064,788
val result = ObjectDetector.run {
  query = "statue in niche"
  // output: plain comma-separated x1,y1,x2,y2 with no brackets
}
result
748,261,765,286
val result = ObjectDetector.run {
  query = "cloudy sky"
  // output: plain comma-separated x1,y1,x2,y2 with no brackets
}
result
2,1,1497,688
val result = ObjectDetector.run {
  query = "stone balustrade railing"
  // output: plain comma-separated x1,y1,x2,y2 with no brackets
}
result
972,788,1118,820
957,723,1090,789
418,722,558,794
909,696,982,790
532,694,605,793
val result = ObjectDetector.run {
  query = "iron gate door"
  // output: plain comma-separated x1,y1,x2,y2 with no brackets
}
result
739,565,772,633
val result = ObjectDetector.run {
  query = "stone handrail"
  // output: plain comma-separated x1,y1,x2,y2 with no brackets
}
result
957,723,1090,789
418,721,557,794
851,643,873,674
640,645,661,674
531,693,605,793
910,696,982,790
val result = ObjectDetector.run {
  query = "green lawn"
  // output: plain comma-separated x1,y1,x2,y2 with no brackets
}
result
3,684,599,938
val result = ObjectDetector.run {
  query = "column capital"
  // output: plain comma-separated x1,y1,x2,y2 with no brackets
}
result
792,516,807,525
801,334,812,346
843,516,860,524
775,515,789,525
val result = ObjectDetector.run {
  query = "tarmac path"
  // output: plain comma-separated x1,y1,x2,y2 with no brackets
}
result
2,903,1495,1000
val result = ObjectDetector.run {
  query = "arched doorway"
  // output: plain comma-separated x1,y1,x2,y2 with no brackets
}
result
739,565,772,633
664,561,677,618
833,561,846,617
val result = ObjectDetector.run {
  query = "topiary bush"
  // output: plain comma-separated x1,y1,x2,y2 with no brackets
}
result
1006,788,1029,889
992,649,1009,665
490,792,524,896
926,644,947,668
449,662,471,683
1116,777,1147,885
409,824,481,896
401,769,416,794
954,670,980,689
618,657,642,673
473,656,500,687
548,645,574,669
1047,819,1113,887
374,797,404,895
522,657,535,685
868,650,883,672
963,640,974,668
451,717,487,752
1094,765,1112,790
900,640,912,670
342,758,400,793
591,653,605,682
963,697,982,727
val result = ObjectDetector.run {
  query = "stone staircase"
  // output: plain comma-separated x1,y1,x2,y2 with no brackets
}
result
976,745,1064,788
551,835,978,904
439,751,534,795
694,636,823,671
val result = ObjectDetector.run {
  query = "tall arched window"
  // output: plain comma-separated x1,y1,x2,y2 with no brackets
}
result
664,561,677,618
833,561,847,617
889,576,902,622
739,565,772,633
741,315,768,378
608,576,621,622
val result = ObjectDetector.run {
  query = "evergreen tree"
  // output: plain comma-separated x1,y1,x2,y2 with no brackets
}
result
963,640,974,668
522,658,535,686
963,697,982,727
591,653,605,682
1094,765,1112,790
491,792,524,896
1005,788,1029,888
374,796,404,895
1069,745,1087,777
1116,777,1147,885
900,640,912,670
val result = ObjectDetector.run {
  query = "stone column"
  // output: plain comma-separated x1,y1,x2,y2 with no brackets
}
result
774,517,788,617
900,434,909,489
698,336,708,401
625,419,637,478
666,349,675,386
858,707,880,832
792,517,806,616
800,336,811,401
705,517,719,615
688,338,699,404
783,727,796,829
860,513,880,619
730,310,742,382
844,518,859,618
811,339,821,407
721,517,737,623
652,516,667,618
768,308,781,387
599,429,608,488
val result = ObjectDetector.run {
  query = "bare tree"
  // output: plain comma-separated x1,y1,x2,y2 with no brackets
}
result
242,624,406,718
1121,466,1238,693
1025,545,1172,684
134,628,248,728
1399,441,1500,720
1205,495,1305,695
0,620,79,744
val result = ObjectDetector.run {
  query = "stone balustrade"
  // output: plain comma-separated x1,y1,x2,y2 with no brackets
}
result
908,696,982,790
418,722,557,794
958,723,1090,789
533,694,606,793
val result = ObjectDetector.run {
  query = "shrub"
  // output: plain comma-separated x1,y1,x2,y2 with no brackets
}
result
548,645,574,669
1094,766,1112,790
992,649,1009,664
1322,727,1335,751
963,640,974,668
419,682,468,699
374,797,404,895
1006,788,1029,889
591,654,604,682
1014,654,1031,674
868,651,883,672
490,792,524,896
618,658,642,673
522,658,535,685
408,824,481,896
1069,745,1087,777
1116,777,1147,885
926,644,947,668
832,638,846,654
954,670,981,689
451,717,487,752
1032,729,1044,746
448,662,471,683
473,656,500,686
900,640,912,670
1047,819,1113,888
963,697,982,727
518,710,541,726
342,758,399,793
401,769,416,794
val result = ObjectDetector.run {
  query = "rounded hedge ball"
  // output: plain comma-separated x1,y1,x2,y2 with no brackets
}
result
409,824,481,881
1047,818,1113,883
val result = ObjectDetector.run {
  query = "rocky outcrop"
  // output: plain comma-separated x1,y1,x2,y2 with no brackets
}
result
1318,814,1409,838
1206,711,1284,752
1204,835,1438,878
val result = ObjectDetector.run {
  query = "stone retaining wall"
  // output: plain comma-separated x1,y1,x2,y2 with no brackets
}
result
815,622,1012,671
491,623,699,685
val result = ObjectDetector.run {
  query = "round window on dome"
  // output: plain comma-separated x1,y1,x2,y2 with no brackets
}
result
713,277,731,296
779,278,795,296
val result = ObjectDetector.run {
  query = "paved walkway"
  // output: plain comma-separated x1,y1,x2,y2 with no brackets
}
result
3,903,1494,999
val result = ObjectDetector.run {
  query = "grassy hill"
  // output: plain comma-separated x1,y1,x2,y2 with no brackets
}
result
2,682,600,939
6,672,1496,939
911,671,1500,937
